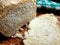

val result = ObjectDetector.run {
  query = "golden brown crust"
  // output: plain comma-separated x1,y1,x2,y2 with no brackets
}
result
0,0,36,10
0,0,21,10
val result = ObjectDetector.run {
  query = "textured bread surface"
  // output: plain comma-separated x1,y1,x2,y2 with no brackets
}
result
0,0,21,10
0,0,36,10
0,0,36,37
23,14,60,45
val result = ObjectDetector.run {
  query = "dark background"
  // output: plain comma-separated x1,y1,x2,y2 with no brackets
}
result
37,7,60,16
51,0,60,3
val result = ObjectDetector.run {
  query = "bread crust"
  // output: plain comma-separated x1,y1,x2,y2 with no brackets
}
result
0,0,36,37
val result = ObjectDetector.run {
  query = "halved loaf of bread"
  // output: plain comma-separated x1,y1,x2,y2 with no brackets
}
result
23,14,60,45
0,0,36,37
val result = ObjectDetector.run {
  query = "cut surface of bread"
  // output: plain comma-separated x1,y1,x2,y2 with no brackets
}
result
23,14,60,45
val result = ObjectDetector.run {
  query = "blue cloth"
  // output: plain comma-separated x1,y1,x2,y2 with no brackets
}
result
36,0,60,10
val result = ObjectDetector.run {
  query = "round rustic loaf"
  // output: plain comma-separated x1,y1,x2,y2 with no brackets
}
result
0,0,36,37
23,14,60,45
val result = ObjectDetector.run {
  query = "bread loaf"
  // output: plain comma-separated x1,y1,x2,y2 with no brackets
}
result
23,14,60,45
0,0,36,37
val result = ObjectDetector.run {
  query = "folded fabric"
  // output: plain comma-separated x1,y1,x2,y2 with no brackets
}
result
37,0,60,10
